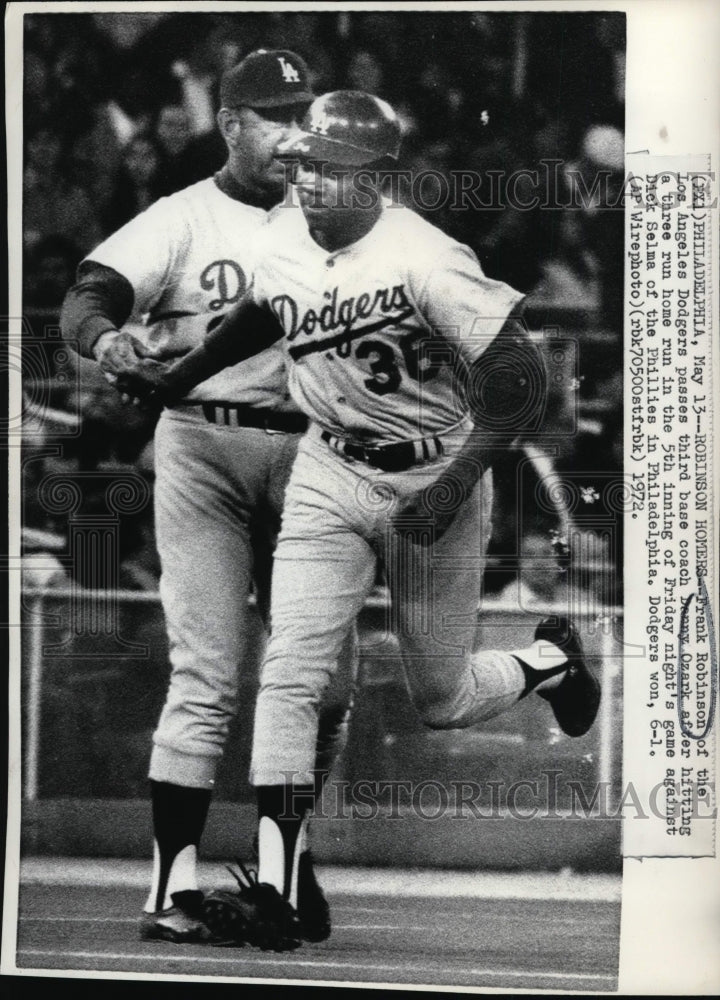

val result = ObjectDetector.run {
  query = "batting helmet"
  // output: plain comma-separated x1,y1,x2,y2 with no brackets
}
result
277,90,402,166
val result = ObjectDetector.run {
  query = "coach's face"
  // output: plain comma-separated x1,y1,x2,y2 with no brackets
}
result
220,103,308,197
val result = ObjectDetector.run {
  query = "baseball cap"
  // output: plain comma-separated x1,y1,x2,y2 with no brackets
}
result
220,49,313,109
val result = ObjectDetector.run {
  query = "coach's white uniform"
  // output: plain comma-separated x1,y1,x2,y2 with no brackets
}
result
88,179,308,789
248,202,527,786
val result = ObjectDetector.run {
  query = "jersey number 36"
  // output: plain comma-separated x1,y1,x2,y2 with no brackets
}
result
356,332,450,395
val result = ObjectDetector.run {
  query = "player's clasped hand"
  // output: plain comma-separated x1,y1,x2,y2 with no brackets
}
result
116,358,173,409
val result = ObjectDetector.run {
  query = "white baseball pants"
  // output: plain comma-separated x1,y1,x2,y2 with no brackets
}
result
251,421,526,787
149,408,354,789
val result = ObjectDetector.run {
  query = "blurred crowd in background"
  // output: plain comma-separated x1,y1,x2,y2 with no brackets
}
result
22,10,625,603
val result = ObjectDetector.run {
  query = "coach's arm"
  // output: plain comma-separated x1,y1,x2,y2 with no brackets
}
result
60,262,148,380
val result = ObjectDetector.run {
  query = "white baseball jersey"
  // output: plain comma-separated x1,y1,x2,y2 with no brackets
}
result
87,178,293,408
251,202,524,440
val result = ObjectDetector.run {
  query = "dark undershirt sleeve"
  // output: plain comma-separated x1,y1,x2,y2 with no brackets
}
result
60,261,136,359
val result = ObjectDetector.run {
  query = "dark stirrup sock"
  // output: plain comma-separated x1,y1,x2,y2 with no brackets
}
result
150,780,212,911
256,783,316,899
513,655,569,698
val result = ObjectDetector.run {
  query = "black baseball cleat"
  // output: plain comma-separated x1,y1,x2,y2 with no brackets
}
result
296,850,331,943
139,890,215,943
534,616,601,737
202,861,302,952
249,835,331,943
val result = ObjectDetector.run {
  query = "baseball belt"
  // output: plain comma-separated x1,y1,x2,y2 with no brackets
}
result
320,429,444,472
201,403,308,434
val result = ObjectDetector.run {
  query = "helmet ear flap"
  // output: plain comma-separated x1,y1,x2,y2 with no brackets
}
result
362,154,399,173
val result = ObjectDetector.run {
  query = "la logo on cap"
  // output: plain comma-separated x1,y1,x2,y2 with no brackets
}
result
278,56,300,83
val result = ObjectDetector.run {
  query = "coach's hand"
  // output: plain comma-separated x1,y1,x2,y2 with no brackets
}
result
94,330,148,382
93,331,172,406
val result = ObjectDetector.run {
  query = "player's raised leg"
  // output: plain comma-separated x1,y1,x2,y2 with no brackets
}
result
386,463,523,726
387,460,599,735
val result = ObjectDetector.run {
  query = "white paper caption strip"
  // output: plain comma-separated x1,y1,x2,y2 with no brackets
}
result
623,154,717,858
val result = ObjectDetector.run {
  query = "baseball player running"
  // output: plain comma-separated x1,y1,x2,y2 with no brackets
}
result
60,52,355,946
120,90,601,952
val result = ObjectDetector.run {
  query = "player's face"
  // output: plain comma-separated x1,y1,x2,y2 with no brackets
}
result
234,104,308,195
292,161,359,222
